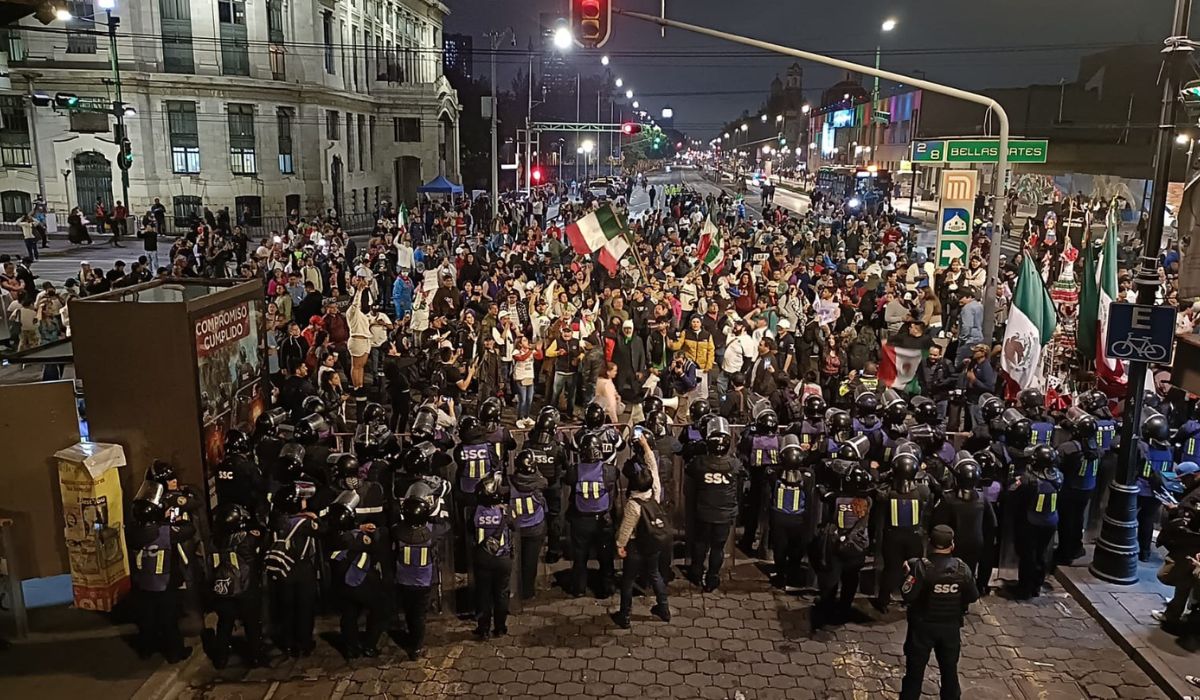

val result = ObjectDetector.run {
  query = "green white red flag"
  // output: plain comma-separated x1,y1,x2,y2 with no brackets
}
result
566,204,629,273
1002,256,1058,389
695,217,725,272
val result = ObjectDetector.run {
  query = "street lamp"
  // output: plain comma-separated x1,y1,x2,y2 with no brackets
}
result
615,77,623,88
625,89,633,99
801,104,811,114
601,55,609,66
553,25,573,50
761,114,768,123
632,100,639,109
875,18,897,99
1177,133,1191,144
881,18,897,32
740,123,748,131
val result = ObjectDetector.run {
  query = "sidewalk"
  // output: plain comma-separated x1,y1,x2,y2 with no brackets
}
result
1056,550,1197,700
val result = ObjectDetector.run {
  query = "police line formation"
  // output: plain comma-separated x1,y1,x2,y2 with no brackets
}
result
124,382,1200,668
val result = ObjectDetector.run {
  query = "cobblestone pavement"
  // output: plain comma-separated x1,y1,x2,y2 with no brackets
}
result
176,562,1170,700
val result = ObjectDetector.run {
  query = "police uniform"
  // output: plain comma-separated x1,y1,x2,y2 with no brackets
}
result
565,450,619,597
268,506,325,656
472,497,514,637
770,467,814,589
208,508,264,669
685,451,743,590
526,435,570,561
932,485,995,585
393,516,446,659
1012,460,1063,599
874,474,933,612
329,527,392,657
509,469,548,599
812,469,874,627
1055,423,1101,565
738,425,780,554
898,525,978,700
128,494,196,662
1137,437,1173,560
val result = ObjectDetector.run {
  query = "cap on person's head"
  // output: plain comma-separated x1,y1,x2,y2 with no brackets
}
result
960,286,977,299
930,525,955,550
622,319,634,330
777,319,791,330
42,281,53,290
1177,461,1199,477
65,279,78,288
972,343,990,354
498,310,510,319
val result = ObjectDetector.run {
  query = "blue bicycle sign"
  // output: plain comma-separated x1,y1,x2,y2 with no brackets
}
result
1106,303,1177,364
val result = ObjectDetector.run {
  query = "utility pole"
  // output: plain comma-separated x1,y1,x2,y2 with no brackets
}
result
485,28,513,216
525,52,533,194
1090,0,1192,585
24,76,46,204
108,10,129,212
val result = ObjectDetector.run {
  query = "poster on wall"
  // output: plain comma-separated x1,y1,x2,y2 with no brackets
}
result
194,300,267,503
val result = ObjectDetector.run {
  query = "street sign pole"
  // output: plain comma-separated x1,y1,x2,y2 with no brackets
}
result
1090,0,1191,585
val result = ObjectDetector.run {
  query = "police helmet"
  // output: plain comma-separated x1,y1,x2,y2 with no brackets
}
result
911,396,940,426
577,432,605,463
132,480,167,524
779,433,804,468
882,388,907,424
212,502,252,535
277,442,306,480
534,405,561,434
978,393,1005,423
973,449,1001,481
804,394,827,421
837,435,871,462
514,449,537,476
360,402,388,425
854,391,879,417
302,395,327,416
404,441,438,476
892,438,924,462
647,410,671,439
1142,411,1170,441
705,416,733,455
222,429,249,456
953,452,981,488
1030,444,1059,472
627,464,655,494
998,408,1031,448
326,490,361,531
293,413,329,445
147,459,177,485
410,406,438,440
642,395,664,416
754,405,779,433
843,466,874,492
584,401,607,429
400,495,434,525
332,453,360,481
255,407,290,437
1066,406,1098,443
891,452,920,480
479,397,503,427
477,474,504,506
689,400,712,427
1018,388,1045,412
458,414,481,438
272,484,304,515
826,408,853,437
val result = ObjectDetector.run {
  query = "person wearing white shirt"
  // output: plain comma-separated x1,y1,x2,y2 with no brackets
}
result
394,234,415,272
720,319,758,400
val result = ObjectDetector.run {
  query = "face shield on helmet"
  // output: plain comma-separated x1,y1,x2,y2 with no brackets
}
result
890,453,920,480
826,408,852,438
753,400,779,433
998,408,1031,448
479,397,503,428
577,433,605,463
293,413,329,445
410,407,438,440
514,449,537,475
584,402,607,429
477,473,504,506
910,396,939,425
255,407,290,437
1018,388,1045,413
1065,406,1098,445
837,435,871,462
1142,409,1169,442
779,433,803,468
853,391,879,419
327,489,362,531
953,451,981,487
704,416,733,455
400,495,434,525
804,394,827,421
689,400,712,427
1030,445,1059,472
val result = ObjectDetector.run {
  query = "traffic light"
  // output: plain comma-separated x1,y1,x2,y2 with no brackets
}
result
30,92,52,108
570,0,612,49
531,167,543,183
54,93,79,110
1184,79,1200,117
118,138,133,171
621,122,641,136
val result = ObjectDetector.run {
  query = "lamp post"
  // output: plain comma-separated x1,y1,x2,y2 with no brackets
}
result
485,27,516,214
875,18,897,100
67,0,129,212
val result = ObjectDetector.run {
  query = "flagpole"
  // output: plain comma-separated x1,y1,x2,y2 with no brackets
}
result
619,208,651,283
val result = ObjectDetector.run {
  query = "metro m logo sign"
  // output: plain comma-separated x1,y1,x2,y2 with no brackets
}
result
940,169,978,202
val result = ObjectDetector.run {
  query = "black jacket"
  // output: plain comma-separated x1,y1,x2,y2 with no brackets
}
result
686,454,743,524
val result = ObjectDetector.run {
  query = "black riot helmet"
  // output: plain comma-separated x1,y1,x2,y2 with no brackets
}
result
1066,406,1098,443
953,452,981,489
255,407,290,438
513,449,537,476
779,433,804,468
131,480,167,524
146,459,177,485
689,400,712,427
477,474,504,506
978,393,1005,423
881,388,907,424
400,495,434,525
403,441,438,476
360,402,388,426
973,448,1001,482
803,394,827,421
705,416,733,455
910,396,939,426
479,396,503,428
826,408,853,438
332,453,361,481
532,406,561,441
843,466,874,493
891,452,921,481
1142,410,1170,441
892,438,924,463
754,403,779,433
837,435,872,462
584,401,607,429
277,442,306,481
458,414,481,439
1017,388,1045,413
646,410,671,439
224,429,251,455
853,391,879,418
272,483,304,515
302,395,327,416
326,490,361,531
998,408,1031,448
212,502,252,536
293,413,329,445
577,431,605,463
642,395,664,416
410,405,438,441
1030,444,1059,473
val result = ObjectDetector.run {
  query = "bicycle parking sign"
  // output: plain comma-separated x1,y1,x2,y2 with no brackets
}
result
1106,302,1177,364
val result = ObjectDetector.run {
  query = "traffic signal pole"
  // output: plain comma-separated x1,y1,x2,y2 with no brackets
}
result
107,10,129,211
613,8,1012,341
1089,0,1191,585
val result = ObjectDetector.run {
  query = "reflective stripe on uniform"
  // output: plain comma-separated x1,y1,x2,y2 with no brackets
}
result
356,506,384,514
1035,493,1058,513
401,546,429,567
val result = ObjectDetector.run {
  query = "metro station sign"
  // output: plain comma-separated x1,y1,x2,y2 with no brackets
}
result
910,138,1049,164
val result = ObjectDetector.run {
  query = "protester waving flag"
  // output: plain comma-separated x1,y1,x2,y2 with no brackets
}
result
398,202,409,229
1002,255,1058,389
1078,215,1126,390
566,204,630,273
695,217,725,272
879,336,929,392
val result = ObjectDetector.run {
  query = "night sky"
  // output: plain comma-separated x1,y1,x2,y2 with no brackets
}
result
443,0,1181,139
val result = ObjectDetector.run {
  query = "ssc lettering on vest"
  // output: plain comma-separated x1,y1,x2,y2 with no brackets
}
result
462,446,490,460
703,472,732,485
531,452,553,464
477,514,502,525
217,470,233,480
933,583,960,594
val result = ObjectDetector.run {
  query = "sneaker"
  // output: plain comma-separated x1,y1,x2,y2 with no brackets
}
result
650,603,671,622
610,611,631,629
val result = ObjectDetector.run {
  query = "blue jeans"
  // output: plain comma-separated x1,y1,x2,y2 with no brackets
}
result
515,382,534,420
551,372,577,417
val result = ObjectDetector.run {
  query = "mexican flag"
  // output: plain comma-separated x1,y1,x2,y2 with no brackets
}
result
566,204,629,273
1002,256,1058,389
1078,221,1126,388
879,337,929,393
695,217,725,272
398,202,409,229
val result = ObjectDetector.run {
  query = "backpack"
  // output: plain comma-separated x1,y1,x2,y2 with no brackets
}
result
210,546,253,598
264,518,309,582
838,516,871,559
633,498,672,554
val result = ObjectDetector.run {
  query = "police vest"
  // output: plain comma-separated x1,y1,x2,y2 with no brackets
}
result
886,494,923,530
684,426,702,443
573,461,611,514
799,422,824,450
1030,420,1055,447
1180,421,1200,462
832,495,868,531
1139,445,1174,496
396,537,434,588
908,556,968,624
510,487,546,529
749,434,780,468
853,417,883,439
772,481,806,516
458,442,496,494
1063,445,1100,492
474,505,511,556
527,445,560,482
1095,418,1117,452
132,525,172,593
330,544,372,588
1027,477,1060,527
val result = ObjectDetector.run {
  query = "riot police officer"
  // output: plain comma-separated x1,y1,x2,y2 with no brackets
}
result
327,492,391,659
128,480,196,663
962,393,1005,453
972,448,1005,594
739,402,780,555
393,495,441,660
1018,388,1054,447
880,388,910,464
771,434,815,591
898,525,979,700
510,449,548,599
574,400,626,465
208,503,264,669
267,482,325,657
932,453,996,586
1055,407,1101,565
566,432,619,598
812,464,874,629
455,414,504,547
873,443,933,613
851,391,885,464
788,394,827,466
254,407,290,483
685,416,743,592
472,476,514,639
527,406,570,563
1138,410,1174,561
1009,445,1063,599
479,396,518,468
679,401,712,459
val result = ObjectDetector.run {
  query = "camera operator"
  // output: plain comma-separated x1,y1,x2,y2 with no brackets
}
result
958,343,996,429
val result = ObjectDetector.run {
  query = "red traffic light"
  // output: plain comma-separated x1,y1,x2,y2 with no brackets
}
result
531,167,543,182
571,0,612,49
621,122,642,135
